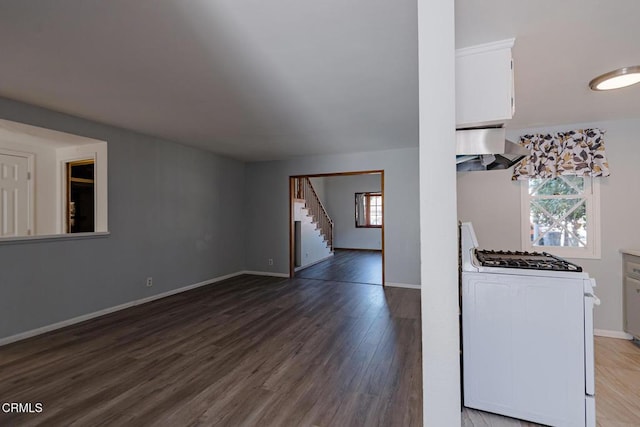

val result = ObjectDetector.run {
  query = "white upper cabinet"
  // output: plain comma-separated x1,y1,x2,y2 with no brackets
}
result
456,38,515,128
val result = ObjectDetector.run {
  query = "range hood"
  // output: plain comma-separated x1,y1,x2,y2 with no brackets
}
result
456,127,529,172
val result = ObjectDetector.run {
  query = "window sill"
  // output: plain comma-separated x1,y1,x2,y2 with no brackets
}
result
0,231,110,245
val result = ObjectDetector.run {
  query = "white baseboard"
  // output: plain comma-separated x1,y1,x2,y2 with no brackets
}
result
385,282,421,289
242,270,290,278
0,271,245,348
594,329,633,340
333,247,382,252
294,253,334,272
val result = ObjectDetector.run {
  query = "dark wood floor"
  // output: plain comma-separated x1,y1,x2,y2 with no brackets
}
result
0,274,421,426
296,249,383,285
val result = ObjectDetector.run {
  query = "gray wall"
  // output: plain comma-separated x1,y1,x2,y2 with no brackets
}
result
324,174,382,250
457,119,640,333
244,147,420,286
0,97,246,339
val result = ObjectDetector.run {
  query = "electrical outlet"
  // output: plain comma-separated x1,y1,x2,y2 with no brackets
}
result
146,277,153,287
268,258,274,266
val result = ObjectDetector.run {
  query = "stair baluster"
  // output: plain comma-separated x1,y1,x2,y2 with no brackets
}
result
293,177,333,251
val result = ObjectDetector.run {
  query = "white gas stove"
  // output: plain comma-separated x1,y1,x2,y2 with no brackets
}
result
460,222,598,427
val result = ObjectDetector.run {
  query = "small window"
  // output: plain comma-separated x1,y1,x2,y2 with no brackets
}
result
521,176,600,259
355,192,382,228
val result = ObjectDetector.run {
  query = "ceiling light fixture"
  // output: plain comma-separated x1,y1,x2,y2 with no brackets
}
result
589,66,640,91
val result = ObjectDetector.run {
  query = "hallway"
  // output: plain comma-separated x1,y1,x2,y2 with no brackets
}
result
296,249,382,285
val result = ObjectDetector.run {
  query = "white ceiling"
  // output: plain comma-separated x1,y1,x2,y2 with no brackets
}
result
0,1,638,160
456,0,640,130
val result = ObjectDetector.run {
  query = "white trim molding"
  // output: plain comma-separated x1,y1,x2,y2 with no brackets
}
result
294,253,334,272
594,329,633,340
243,271,290,278
0,271,245,347
385,282,421,289
0,231,110,245
456,38,515,57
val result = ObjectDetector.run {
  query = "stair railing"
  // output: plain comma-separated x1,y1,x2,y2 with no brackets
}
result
294,177,333,251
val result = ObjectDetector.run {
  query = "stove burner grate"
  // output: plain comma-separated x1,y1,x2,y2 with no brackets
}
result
475,250,583,272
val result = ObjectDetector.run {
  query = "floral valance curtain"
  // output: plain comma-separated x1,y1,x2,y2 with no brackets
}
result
512,128,610,180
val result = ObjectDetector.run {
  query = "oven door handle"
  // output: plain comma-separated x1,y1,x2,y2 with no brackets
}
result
585,292,601,306
584,290,597,397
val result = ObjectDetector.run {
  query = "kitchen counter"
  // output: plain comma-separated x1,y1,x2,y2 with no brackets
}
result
621,249,640,257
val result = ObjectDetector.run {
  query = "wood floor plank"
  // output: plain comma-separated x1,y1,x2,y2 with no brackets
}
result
593,337,640,427
0,275,421,426
296,249,383,285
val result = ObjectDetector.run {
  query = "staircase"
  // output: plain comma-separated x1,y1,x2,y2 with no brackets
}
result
293,177,334,269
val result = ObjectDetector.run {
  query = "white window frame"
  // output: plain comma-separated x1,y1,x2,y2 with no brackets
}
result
520,176,601,259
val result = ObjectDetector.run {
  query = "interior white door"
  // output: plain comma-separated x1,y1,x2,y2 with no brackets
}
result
0,152,30,236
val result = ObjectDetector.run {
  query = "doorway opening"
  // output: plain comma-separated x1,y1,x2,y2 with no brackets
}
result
66,159,95,233
289,170,385,286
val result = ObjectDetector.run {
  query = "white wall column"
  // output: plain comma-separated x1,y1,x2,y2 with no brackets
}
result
418,0,460,425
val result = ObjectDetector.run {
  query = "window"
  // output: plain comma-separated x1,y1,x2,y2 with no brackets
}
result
521,176,600,258
355,192,382,228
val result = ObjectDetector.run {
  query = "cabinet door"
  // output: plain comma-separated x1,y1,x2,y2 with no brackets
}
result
625,276,640,338
625,259,640,280
456,41,514,127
